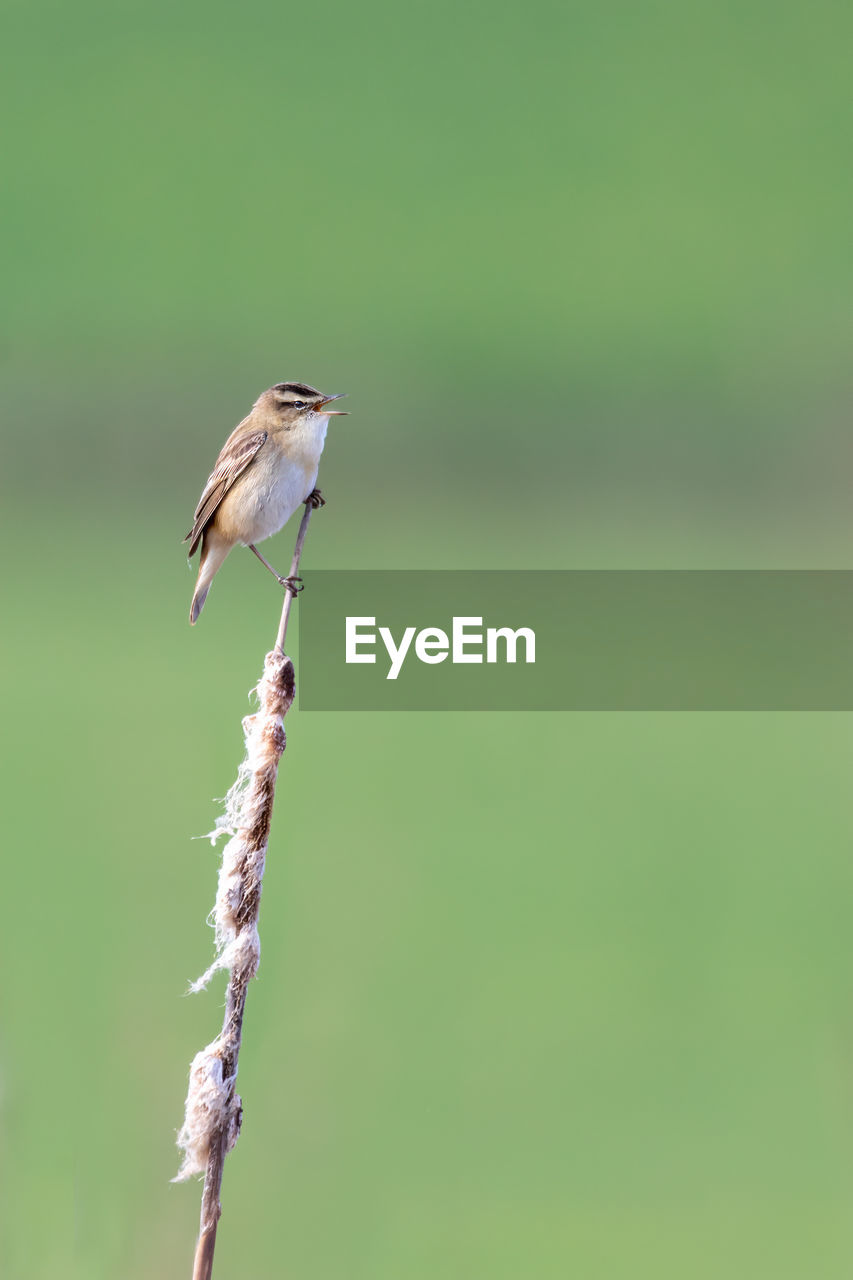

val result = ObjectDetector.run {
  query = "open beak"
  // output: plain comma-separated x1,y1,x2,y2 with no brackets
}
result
318,392,349,415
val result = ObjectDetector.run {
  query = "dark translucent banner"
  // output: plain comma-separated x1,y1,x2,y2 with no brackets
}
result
297,571,853,710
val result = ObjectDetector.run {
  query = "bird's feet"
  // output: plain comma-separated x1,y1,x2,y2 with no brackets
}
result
305,488,326,509
249,543,303,593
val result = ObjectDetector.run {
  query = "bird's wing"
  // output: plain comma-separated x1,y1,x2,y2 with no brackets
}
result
184,426,268,556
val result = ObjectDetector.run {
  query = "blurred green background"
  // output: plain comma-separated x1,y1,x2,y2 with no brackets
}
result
3,0,853,1275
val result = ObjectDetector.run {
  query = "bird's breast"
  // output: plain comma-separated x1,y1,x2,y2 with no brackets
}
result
216,416,329,546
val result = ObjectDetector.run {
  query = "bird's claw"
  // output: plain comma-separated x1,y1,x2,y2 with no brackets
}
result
278,575,304,596
305,488,326,509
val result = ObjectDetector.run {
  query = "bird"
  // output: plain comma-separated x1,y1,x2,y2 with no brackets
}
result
185,381,347,624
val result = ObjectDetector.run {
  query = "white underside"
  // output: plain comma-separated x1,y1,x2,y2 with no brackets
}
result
233,413,329,545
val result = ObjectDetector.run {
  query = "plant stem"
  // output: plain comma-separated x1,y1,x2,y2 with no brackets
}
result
186,500,315,1280
276,502,314,654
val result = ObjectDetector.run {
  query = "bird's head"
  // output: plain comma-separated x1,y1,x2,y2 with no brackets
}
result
257,381,348,428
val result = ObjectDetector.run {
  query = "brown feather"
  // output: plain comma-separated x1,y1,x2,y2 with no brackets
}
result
184,426,268,556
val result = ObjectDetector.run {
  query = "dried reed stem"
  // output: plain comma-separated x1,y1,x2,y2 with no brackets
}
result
175,503,315,1280
276,501,314,655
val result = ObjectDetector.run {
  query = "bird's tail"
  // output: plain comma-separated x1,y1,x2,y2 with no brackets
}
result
189,582,211,626
189,532,231,625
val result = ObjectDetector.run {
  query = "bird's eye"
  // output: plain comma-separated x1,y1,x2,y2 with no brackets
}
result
290,400,306,409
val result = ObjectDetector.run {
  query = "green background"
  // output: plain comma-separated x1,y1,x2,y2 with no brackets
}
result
3,1,853,1276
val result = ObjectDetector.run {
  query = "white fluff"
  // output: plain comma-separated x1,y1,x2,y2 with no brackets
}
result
176,651,291,1179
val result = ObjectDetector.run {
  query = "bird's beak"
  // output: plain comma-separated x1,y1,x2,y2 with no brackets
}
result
318,392,349,415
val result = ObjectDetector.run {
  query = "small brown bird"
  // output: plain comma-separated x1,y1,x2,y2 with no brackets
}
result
185,381,347,624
